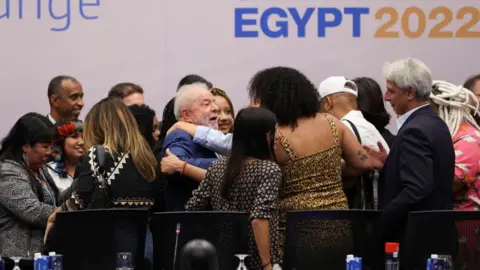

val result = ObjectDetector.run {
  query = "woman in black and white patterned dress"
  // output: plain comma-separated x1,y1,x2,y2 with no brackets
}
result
186,107,281,270
44,99,159,268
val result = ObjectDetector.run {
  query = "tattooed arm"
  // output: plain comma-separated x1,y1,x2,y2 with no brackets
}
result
337,120,375,174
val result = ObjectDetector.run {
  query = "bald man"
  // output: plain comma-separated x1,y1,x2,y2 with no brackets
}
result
319,76,389,209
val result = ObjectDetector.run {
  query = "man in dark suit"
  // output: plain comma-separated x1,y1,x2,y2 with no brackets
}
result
365,58,455,243
160,83,219,211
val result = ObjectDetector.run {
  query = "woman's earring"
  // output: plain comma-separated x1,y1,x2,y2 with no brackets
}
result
22,153,30,168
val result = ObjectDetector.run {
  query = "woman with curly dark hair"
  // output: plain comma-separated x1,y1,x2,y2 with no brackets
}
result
248,67,378,262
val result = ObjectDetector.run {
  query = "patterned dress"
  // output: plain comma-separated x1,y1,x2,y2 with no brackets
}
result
63,147,156,210
185,157,282,269
277,114,350,260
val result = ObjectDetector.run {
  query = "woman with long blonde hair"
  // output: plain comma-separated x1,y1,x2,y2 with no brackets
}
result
82,98,157,183
45,98,158,220
45,98,159,268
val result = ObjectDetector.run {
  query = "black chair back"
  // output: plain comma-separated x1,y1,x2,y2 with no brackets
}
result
151,211,249,270
48,208,149,270
404,210,480,270
283,210,382,270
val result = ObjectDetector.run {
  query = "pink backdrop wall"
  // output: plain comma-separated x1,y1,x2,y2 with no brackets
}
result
0,0,479,136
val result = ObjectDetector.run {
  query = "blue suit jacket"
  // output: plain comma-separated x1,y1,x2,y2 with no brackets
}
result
378,105,454,241
160,130,217,211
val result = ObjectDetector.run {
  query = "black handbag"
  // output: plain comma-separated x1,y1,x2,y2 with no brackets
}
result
85,145,113,209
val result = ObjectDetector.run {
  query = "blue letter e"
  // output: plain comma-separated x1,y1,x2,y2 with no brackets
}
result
235,8,258,38
317,8,342,37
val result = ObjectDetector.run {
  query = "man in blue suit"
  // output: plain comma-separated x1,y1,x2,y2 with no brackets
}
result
365,58,455,245
160,83,219,211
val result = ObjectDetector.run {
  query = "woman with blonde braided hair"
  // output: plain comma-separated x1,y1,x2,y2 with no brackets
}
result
430,80,480,210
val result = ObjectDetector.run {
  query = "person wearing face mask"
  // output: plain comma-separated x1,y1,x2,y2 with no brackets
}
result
210,88,235,134
0,113,60,257
46,120,84,193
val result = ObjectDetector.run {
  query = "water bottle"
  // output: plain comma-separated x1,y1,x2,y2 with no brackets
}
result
385,242,399,270
34,253,48,270
0,257,5,270
46,252,55,269
48,252,63,270
426,254,445,270
116,252,134,270
346,254,362,270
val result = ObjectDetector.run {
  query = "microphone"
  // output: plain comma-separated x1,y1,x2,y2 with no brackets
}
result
173,223,181,269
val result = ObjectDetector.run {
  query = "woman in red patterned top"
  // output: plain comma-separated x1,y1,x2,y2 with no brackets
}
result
430,80,480,269
431,81,480,210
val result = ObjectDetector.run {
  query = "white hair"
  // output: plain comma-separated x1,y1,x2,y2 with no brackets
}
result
174,83,210,120
383,58,432,100
430,80,480,136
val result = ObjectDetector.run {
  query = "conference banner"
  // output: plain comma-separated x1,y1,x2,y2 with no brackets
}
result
0,0,479,134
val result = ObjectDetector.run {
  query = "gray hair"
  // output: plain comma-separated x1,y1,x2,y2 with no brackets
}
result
430,80,480,136
174,83,210,120
383,58,432,100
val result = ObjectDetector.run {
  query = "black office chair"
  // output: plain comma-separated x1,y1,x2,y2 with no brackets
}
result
404,210,480,270
151,211,249,270
47,208,149,270
283,210,382,270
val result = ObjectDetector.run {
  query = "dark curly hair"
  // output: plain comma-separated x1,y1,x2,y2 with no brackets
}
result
248,67,320,128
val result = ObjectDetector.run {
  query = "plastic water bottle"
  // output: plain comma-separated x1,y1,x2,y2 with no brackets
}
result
46,252,55,269
48,252,63,270
116,252,134,270
34,253,48,270
427,254,446,270
385,242,399,270
346,254,362,270
0,257,4,270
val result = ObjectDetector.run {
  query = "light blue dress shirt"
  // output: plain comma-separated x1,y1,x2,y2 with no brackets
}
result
193,126,232,156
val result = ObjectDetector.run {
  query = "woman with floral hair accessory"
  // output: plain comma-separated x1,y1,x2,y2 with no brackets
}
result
46,120,84,193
